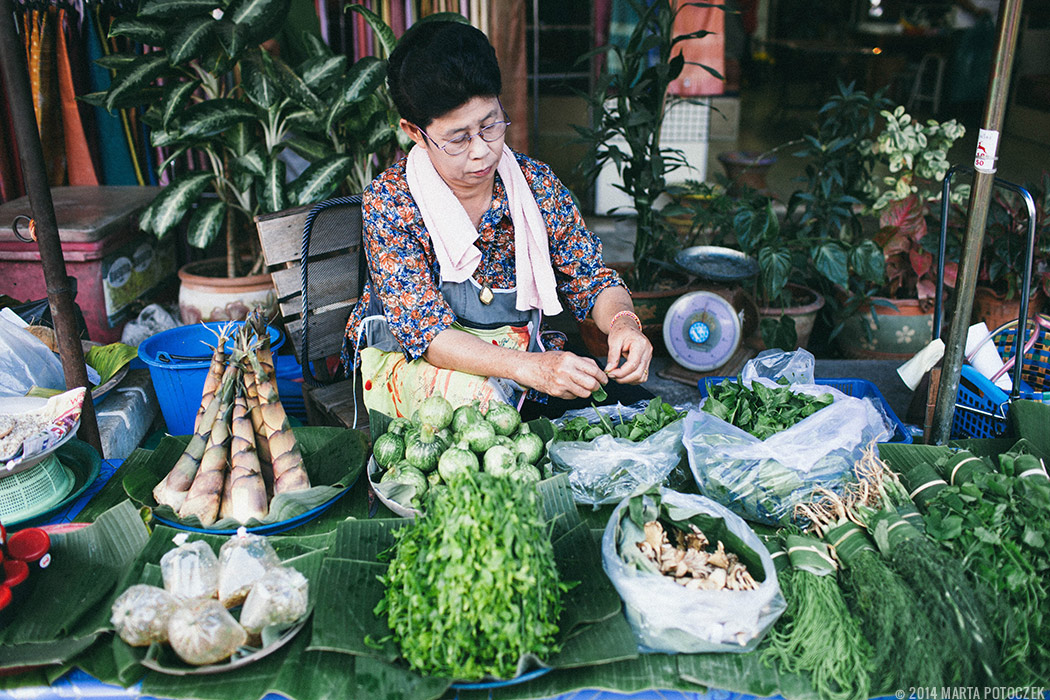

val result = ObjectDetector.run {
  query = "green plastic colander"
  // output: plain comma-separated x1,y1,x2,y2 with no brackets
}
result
0,454,74,523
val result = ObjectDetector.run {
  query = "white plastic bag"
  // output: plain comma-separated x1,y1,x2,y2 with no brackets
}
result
548,400,691,506
121,303,180,347
686,379,892,525
602,488,785,654
740,347,816,385
0,313,67,396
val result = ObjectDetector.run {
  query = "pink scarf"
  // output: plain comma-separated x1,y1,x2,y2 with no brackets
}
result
406,143,563,316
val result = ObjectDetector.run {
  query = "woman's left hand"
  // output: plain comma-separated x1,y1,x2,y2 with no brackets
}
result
604,317,653,384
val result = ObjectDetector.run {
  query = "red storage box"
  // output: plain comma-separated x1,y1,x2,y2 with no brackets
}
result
0,186,175,343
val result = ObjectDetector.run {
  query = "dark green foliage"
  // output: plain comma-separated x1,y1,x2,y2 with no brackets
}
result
701,379,833,439
553,397,685,443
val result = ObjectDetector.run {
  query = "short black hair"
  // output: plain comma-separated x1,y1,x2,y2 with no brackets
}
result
387,21,502,129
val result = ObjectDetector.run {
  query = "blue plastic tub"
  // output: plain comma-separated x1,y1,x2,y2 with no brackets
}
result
697,376,913,444
138,322,284,435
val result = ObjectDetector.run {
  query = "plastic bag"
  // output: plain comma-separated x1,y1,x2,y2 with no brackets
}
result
686,379,893,525
740,347,815,384
110,584,179,647
167,598,247,665
121,303,180,347
238,566,309,636
602,488,785,654
217,530,281,608
160,540,220,601
0,312,67,397
548,400,691,506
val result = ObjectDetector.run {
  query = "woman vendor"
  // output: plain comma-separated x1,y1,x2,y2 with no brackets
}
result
343,20,653,420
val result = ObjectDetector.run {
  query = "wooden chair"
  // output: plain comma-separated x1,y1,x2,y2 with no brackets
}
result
254,195,369,430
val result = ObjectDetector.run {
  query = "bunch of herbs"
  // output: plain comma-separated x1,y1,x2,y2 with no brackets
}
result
375,472,568,680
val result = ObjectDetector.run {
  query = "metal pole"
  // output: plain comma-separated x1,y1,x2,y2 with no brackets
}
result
0,0,102,454
931,0,1025,444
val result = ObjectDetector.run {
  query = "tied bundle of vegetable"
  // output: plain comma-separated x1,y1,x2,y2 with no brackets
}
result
701,378,833,439
761,533,872,700
919,445,1050,684
797,494,951,688
376,472,569,680
848,447,1001,686
151,315,309,526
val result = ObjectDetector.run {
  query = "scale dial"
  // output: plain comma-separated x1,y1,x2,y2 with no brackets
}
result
662,291,743,372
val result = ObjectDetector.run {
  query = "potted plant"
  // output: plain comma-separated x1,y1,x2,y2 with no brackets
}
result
971,173,1050,330
89,0,404,322
573,0,722,353
723,83,888,352
837,105,967,359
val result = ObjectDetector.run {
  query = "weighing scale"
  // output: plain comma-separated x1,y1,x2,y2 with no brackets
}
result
665,247,759,373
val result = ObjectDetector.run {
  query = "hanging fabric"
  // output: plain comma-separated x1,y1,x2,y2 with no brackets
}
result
86,5,137,185
667,0,725,96
56,7,99,185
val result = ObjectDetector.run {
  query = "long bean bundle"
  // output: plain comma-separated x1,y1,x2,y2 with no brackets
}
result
762,534,872,700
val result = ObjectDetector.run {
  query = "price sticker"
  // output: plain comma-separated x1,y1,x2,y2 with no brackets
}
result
974,128,1000,173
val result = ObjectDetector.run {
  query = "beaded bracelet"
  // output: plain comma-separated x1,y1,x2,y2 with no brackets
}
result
610,309,642,332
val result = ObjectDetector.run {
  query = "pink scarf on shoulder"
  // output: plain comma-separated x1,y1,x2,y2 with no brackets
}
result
406,143,563,316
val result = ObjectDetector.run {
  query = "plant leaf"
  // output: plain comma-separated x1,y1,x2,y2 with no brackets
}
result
267,53,323,112
288,154,354,206
185,198,226,248
139,0,218,19
176,99,257,139
343,56,386,104
283,135,330,163
301,55,347,92
813,241,850,288
227,0,290,43
346,4,396,56
240,50,279,109
168,17,215,65
234,146,267,177
213,20,248,58
149,173,214,238
160,79,200,131
107,16,168,45
258,157,287,214
222,120,254,157
104,55,171,112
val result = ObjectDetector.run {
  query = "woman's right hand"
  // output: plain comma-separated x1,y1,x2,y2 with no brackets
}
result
519,351,607,399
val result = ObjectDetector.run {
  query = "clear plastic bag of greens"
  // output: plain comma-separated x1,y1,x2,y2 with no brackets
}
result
548,399,692,506
602,487,785,654
685,381,892,525
739,348,816,385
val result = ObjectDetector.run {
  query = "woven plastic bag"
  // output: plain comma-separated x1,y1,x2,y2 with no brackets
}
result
602,487,785,653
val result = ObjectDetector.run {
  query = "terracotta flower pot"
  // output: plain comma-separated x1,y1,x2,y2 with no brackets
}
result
748,284,825,351
717,150,776,197
178,258,277,324
971,285,1046,332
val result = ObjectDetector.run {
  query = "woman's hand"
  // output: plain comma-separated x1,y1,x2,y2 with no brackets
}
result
604,314,653,384
590,286,653,385
519,351,608,400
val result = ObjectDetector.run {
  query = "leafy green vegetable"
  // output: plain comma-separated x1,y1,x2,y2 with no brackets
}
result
375,472,569,680
702,379,833,439
553,397,684,443
921,450,1050,684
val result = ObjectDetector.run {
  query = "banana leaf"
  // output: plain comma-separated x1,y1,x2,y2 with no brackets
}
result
0,501,149,668
121,427,367,531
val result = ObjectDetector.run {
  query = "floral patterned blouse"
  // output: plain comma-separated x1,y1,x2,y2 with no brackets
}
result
341,150,624,368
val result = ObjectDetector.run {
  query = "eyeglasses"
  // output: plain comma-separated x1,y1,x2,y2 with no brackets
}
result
417,111,511,157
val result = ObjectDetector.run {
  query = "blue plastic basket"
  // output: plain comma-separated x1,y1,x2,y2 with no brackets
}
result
138,322,284,436
697,377,913,444
951,316,1050,438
